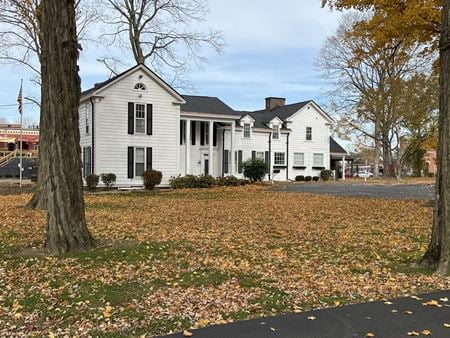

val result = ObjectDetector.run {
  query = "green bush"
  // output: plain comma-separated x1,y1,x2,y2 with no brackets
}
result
101,173,116,190
216,175,240,186
295,175,305,182
85,174,99,191
169,175,215,189
305,176,312,182
320,169,333,181
143,170,162,190
313,176,320,182
242,159,266,182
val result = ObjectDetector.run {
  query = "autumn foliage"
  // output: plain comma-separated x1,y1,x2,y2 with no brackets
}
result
0,187,448,336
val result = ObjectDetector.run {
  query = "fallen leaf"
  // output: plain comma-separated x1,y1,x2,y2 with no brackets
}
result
183,330,193,337
384,301,393,305
444,323,450,328
404,310,413,315
307,316,316,320
391,309,398,313
270,327,276,331
440,297,449,302
421,330,431,336
407,332,420,336
423,300,442,307
366,333,375,337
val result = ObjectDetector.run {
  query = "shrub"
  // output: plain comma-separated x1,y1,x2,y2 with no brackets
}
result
85,174,99,191
197,175,215,188
143,170,162,190
170,175,214,189
295,175,305,182
101,173,116,190
216,175,240,186
305,176,312,182
320,169,333,182
313,176,320,182
242,159,266,182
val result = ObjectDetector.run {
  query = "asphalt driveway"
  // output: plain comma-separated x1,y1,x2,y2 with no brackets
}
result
273,182,435,200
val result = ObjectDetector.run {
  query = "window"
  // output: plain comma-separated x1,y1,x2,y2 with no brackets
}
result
134,82,146,91
135,104,146,133
313,153,324,167
235,151,238,171
243,123,251,138
83,146,91,177
273,125,280,139
135,147,145,176
306,127,312,141
205,123,209,145
256,151,264,160
294,152,305,166
274,152,285,165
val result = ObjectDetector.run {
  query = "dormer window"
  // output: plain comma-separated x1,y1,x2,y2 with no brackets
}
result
243,123,251,138
273,125,280,139
134,82,146,91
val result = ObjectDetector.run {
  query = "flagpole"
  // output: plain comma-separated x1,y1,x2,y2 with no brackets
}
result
19,79,23,188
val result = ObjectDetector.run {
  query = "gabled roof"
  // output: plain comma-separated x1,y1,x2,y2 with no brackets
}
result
181,95,240,116
330,137,348,155
249,101,310,128
81,64,185,103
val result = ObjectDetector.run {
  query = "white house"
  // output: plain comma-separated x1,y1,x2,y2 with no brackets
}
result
79,64,348,187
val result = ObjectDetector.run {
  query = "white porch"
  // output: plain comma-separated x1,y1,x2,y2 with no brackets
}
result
179,116,239,177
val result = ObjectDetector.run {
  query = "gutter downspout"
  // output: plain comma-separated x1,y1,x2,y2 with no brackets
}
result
222,129,225,177
89,97,95,174
268,132,272,181
286,133,290,181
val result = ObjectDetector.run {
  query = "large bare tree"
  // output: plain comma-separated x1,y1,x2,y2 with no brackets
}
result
39,0,95,253
100,0,223,83
0,0,99,210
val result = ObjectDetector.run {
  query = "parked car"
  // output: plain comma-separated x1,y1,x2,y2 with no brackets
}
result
355,170,373,178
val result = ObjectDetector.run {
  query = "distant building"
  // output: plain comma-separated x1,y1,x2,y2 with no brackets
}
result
424,150,437,175
0,123,39,155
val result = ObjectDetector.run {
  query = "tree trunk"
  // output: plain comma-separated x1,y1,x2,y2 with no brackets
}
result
422,1,450,275
373,121,380,178
382,133,392,177
39,0,95,254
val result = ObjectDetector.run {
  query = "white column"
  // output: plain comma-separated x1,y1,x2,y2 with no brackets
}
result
209,121,214,176
230,122,235,175
185,120,190,175
342,156,346,180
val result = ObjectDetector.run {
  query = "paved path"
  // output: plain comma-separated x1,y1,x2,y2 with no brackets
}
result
273,182,435,200
162,290,450,338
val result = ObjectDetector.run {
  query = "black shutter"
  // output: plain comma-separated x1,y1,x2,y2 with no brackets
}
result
191,121,196,145
213,123,217,147
200,122,205,145
223,150,229,174
252,151,256,161
128,102,134,134
265,151,270,173
146,104,153,135
146,147,152,170
82,147,86,178
180,121,183,145
128,147,134,178
238,150,243,173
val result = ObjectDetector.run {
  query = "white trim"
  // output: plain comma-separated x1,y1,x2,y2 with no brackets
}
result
285,101,334,124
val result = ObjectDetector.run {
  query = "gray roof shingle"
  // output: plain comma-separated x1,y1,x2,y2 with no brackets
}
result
330,137,348,155
181,95,240,115
248,101,310,128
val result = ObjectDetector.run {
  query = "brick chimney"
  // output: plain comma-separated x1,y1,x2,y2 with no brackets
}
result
265,97,286,111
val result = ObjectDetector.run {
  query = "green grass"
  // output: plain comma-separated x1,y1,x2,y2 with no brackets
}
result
252,286,290,313
175,268,231,288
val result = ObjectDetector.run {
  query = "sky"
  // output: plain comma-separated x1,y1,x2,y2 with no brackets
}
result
0,0,342,125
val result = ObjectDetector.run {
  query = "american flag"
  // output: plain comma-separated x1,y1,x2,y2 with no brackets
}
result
17,82,22,115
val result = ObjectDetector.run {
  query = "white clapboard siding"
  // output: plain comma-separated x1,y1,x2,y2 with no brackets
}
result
287,103,331,179
87,68,180,187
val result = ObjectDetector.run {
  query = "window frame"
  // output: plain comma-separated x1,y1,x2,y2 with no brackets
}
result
243,123,251,138
274,152,285,165
134,82,147,91
135,147,145,177
135,103,146,134
85,105,90,134
256,151,265,160
306,127,312,141
313,153,324,167
273,124,280,140
294,152,305,166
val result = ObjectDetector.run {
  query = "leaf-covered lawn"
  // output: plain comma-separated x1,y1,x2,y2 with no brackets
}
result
0,186,446,337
